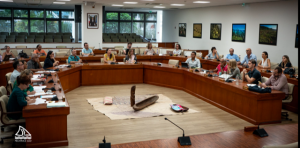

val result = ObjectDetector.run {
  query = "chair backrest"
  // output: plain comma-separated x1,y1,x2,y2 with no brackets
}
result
0,35,6,39
35,38,43,42
139,47,147,55
45,35,53,38
45,38,53,43
283,83,294,103
66,59,68,63
7,35,15,39
57,46,66,48
168,59,179,66
26,38,34,43
10,50,18,57
54,38,62,42
36,35,44,38
80,52,82,56
40,62,44,67
10,32,18,36
63,38,71,43
0,32,9,36
6,38,15,42
0,86,7,96
0,95,10,125
59,49,71,55
270,62,278,69
23,49,33,56
261,76,269,83
16,38,25,42
101,58,104,63
293,66,298,75
55,52,67,56
15,45,27,48
0,38,4,43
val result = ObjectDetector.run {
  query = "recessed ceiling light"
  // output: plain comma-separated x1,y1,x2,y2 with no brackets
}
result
112,4,124,6
193,1,210,3
154,6,165,8
170,4,185,6
0,0,13,2
53,2,66,4
141,0,154,1
56,0,71,1
124,2,138,4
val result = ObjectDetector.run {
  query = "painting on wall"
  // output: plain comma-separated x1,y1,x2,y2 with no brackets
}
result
87,13,99,29
210,23,221,40
232,24,246,42
259,24,278,45
193,23,202,38
295,24,298,48
179,23,186,37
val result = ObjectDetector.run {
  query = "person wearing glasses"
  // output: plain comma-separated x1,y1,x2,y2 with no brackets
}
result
27,54,43,71
10,60,25,85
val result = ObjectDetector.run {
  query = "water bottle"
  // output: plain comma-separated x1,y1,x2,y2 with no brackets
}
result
236,75,239,85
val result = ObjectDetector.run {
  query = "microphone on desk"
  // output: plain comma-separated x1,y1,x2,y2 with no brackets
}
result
165,118,191,146
99,136,111,148
253,121,271,137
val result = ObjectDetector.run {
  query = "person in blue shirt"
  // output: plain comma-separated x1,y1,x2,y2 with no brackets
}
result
81,42,94,56
68,49,82,64
238,48,257,66
225,48,240,62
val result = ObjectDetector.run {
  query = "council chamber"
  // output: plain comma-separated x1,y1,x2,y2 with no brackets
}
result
0,0,298,148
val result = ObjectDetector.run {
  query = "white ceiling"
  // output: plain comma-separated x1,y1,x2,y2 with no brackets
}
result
0,0,289,10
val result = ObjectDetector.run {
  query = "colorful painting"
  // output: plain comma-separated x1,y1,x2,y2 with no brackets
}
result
193,23,202,38
179,23,186,37
87,13,99,29
210,23,221,40
295,24,298,48
259,24,278,45
232,24,246,42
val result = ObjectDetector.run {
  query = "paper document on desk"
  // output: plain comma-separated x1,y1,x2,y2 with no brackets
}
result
30,98,46,105
41,95,56,99
118,62,125,64
47,102,66,108
219,74,232,79
247,84,257,87
35,71,56,73
9,58,15,61
32,75,41,78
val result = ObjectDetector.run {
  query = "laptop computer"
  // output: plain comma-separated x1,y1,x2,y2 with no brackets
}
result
181,62,189,68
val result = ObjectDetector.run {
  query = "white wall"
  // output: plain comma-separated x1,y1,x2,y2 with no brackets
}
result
162,0,298,66
81,4,103,49
156,11,163,42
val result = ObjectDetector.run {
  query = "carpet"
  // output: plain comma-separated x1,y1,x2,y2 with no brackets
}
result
86,94,199,120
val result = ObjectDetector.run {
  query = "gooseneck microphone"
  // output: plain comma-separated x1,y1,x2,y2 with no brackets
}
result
165,118,191,146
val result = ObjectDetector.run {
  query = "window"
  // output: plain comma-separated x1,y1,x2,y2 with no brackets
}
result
14,19,28,32
0,20,11,32
146,14,157,21
106,12,118,20
61,20,74,33
47,21,59,33
46,10,60,18
105,22,118,33
120,13,131,20
133,13,144,20
14,10,28,18
133,22,144,37
30,20,44,32
146,23,156,39
30,10,44,18
62,11,74,19
120,22,131,33
0,9,11,17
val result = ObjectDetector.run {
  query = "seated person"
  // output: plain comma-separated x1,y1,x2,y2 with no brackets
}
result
144,43,156,55
259,67,289,96
33,44,47,56
68,49,82,64
104,48,116,63
242,59,261,84
225,48,239,62
238,48,257,66
278,55,292,70
123,42,132,55
43,51,59,69
185,51,201,68
205,47,219,60
2,46,15,61
210,58,228,74
125,49,137,64
6,75,35,120
82,42,94,56
173,44,182,56
228,59,241,79
258,51,271,69
10,60,25,85
13,69,35,95
27,54,43,71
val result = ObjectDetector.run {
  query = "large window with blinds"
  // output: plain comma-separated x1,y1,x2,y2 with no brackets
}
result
104,11,157,40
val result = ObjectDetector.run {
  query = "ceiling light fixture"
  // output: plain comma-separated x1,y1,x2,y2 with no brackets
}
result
0,0,13,2
112,4,124,6
124,2,138,4
141,0,154,1
154,6,165,8
193,1,210,3
56,0,71,1
170,4,185,6
53,2,66,4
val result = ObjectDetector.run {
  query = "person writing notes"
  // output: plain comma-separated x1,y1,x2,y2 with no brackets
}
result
13,69,35,95
104,48,116,63
144,43,156,55
6,75,35,120
68,49,82,64
81,42,94,56
210,59,228,74
278,55,292,71
2,46,15,61
225,48,239,62
258,51,271,69
43,51,59,69
205,47,219,60
33,44,47,56
173,44,182,56
242,59,261,84
227,59,241,79
125,49,137,64
185,51,201,68
238,48,257,66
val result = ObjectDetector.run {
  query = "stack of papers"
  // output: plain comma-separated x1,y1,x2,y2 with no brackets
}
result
56,64,69,68
41,95,56,99
30,98,46,105
35,71,56,74
47,102,66,108
219,74,232,79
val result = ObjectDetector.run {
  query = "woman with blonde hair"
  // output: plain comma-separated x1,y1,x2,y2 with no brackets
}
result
279,55,292,70
228,59,241,79
125,49,137,63
13,69,36,95
144,42,156,55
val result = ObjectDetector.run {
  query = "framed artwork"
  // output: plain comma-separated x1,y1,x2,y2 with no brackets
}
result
179,23,186,37
295,24,298,48
259,24,278,45
210,23,221,40
87,13,99,29
232,24,246,42
193,23,202,38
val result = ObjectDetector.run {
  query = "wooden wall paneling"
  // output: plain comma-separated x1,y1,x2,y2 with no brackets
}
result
0,62,14,86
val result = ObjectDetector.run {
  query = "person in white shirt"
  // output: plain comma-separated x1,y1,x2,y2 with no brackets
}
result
144,43,156,55
258,51,271,69
185,51,201,68
173,44,182,56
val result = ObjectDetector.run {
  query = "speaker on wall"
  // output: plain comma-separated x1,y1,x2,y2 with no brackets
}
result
75,5,81,23
103,6,106,23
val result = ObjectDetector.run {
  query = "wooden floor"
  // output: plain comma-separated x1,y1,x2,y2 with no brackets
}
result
0,84,298,148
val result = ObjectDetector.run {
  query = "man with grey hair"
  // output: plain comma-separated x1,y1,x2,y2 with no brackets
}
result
225,48,240,62
27,53,42,71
